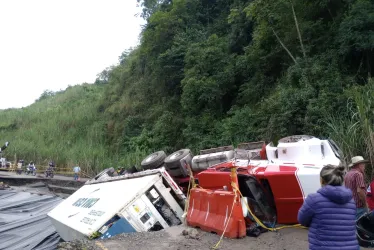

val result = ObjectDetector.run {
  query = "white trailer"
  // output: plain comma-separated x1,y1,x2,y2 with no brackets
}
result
48,167,186,241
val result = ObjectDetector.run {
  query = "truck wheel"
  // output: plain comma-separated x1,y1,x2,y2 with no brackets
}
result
141,151,166,170
164,149,192,177
164,149,191,167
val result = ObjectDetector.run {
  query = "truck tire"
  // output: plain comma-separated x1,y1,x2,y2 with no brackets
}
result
141,151,166,170
164,149,192,177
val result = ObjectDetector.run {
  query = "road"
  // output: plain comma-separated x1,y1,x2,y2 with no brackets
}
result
0,170,89,181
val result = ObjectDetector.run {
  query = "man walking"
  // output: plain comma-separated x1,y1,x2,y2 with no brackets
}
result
345,156,369,219
73,165,81,181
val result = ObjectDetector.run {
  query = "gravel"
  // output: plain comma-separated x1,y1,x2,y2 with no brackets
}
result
57,225,311,250
57,225,372,250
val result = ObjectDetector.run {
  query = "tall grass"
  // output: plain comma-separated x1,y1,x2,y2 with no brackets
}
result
0,84,149,176
326,81,374,181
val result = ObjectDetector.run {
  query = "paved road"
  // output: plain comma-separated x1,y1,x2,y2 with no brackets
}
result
0,170,89,182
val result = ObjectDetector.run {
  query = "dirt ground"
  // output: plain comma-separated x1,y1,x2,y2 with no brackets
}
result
57,225,371,250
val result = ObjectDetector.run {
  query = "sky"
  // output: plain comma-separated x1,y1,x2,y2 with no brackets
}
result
0,0,144,109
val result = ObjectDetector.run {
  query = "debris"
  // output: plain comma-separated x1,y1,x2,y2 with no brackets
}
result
182,228,200,239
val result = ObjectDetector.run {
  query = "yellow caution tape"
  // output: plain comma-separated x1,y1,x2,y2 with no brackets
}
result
183,168,307,249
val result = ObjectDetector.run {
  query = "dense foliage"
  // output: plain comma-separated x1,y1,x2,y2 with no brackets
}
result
105,1,374,162
1,0,373,177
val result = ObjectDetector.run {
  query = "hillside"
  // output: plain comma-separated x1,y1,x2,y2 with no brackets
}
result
0,84,116,173
1,0,373,176
101,0,374,173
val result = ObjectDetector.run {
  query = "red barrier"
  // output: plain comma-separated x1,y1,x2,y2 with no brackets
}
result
187,188,246,238
197,171,233,191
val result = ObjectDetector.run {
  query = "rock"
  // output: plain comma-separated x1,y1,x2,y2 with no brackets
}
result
182,228,200,239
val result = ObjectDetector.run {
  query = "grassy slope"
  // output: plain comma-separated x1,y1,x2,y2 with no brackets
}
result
0,84,113,174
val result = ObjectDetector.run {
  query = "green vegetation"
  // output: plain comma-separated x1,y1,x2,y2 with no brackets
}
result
0,84,107,174
1,0,374,178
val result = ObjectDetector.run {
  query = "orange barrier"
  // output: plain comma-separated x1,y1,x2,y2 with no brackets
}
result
186,188,246,238
197,171,233,191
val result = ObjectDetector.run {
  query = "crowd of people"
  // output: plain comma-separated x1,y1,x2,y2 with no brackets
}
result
16,160,37,175
298,156,374,250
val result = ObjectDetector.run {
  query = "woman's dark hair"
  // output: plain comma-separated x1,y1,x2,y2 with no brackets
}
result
320,164,346,186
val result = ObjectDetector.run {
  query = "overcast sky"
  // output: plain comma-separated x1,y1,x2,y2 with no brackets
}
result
0,0,144,110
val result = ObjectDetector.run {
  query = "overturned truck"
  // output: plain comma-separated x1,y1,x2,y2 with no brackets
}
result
139,135,343,238
48,168,186,241
186,135,343,237
48,135,343,241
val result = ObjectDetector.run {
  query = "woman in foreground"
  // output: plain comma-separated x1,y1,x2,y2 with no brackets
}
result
298,164,359,250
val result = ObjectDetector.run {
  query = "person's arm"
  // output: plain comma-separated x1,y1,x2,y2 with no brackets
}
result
298,195,315,227
356,173,368,208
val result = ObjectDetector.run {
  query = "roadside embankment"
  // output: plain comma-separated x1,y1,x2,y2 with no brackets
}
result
0,171,86,197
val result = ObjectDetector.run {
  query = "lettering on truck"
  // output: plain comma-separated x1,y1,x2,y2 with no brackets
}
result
88,210,105,217
72,198,100,208
80,217,96,225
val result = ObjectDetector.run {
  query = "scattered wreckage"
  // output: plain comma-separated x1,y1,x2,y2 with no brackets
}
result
48,135,345,241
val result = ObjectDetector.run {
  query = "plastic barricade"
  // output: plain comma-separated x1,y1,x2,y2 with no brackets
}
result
187,188,246,238
197,171,233,191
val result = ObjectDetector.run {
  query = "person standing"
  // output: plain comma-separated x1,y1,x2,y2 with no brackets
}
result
298,164,358,250
73,165,81,181
16,160,22,174
345,156,369,219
